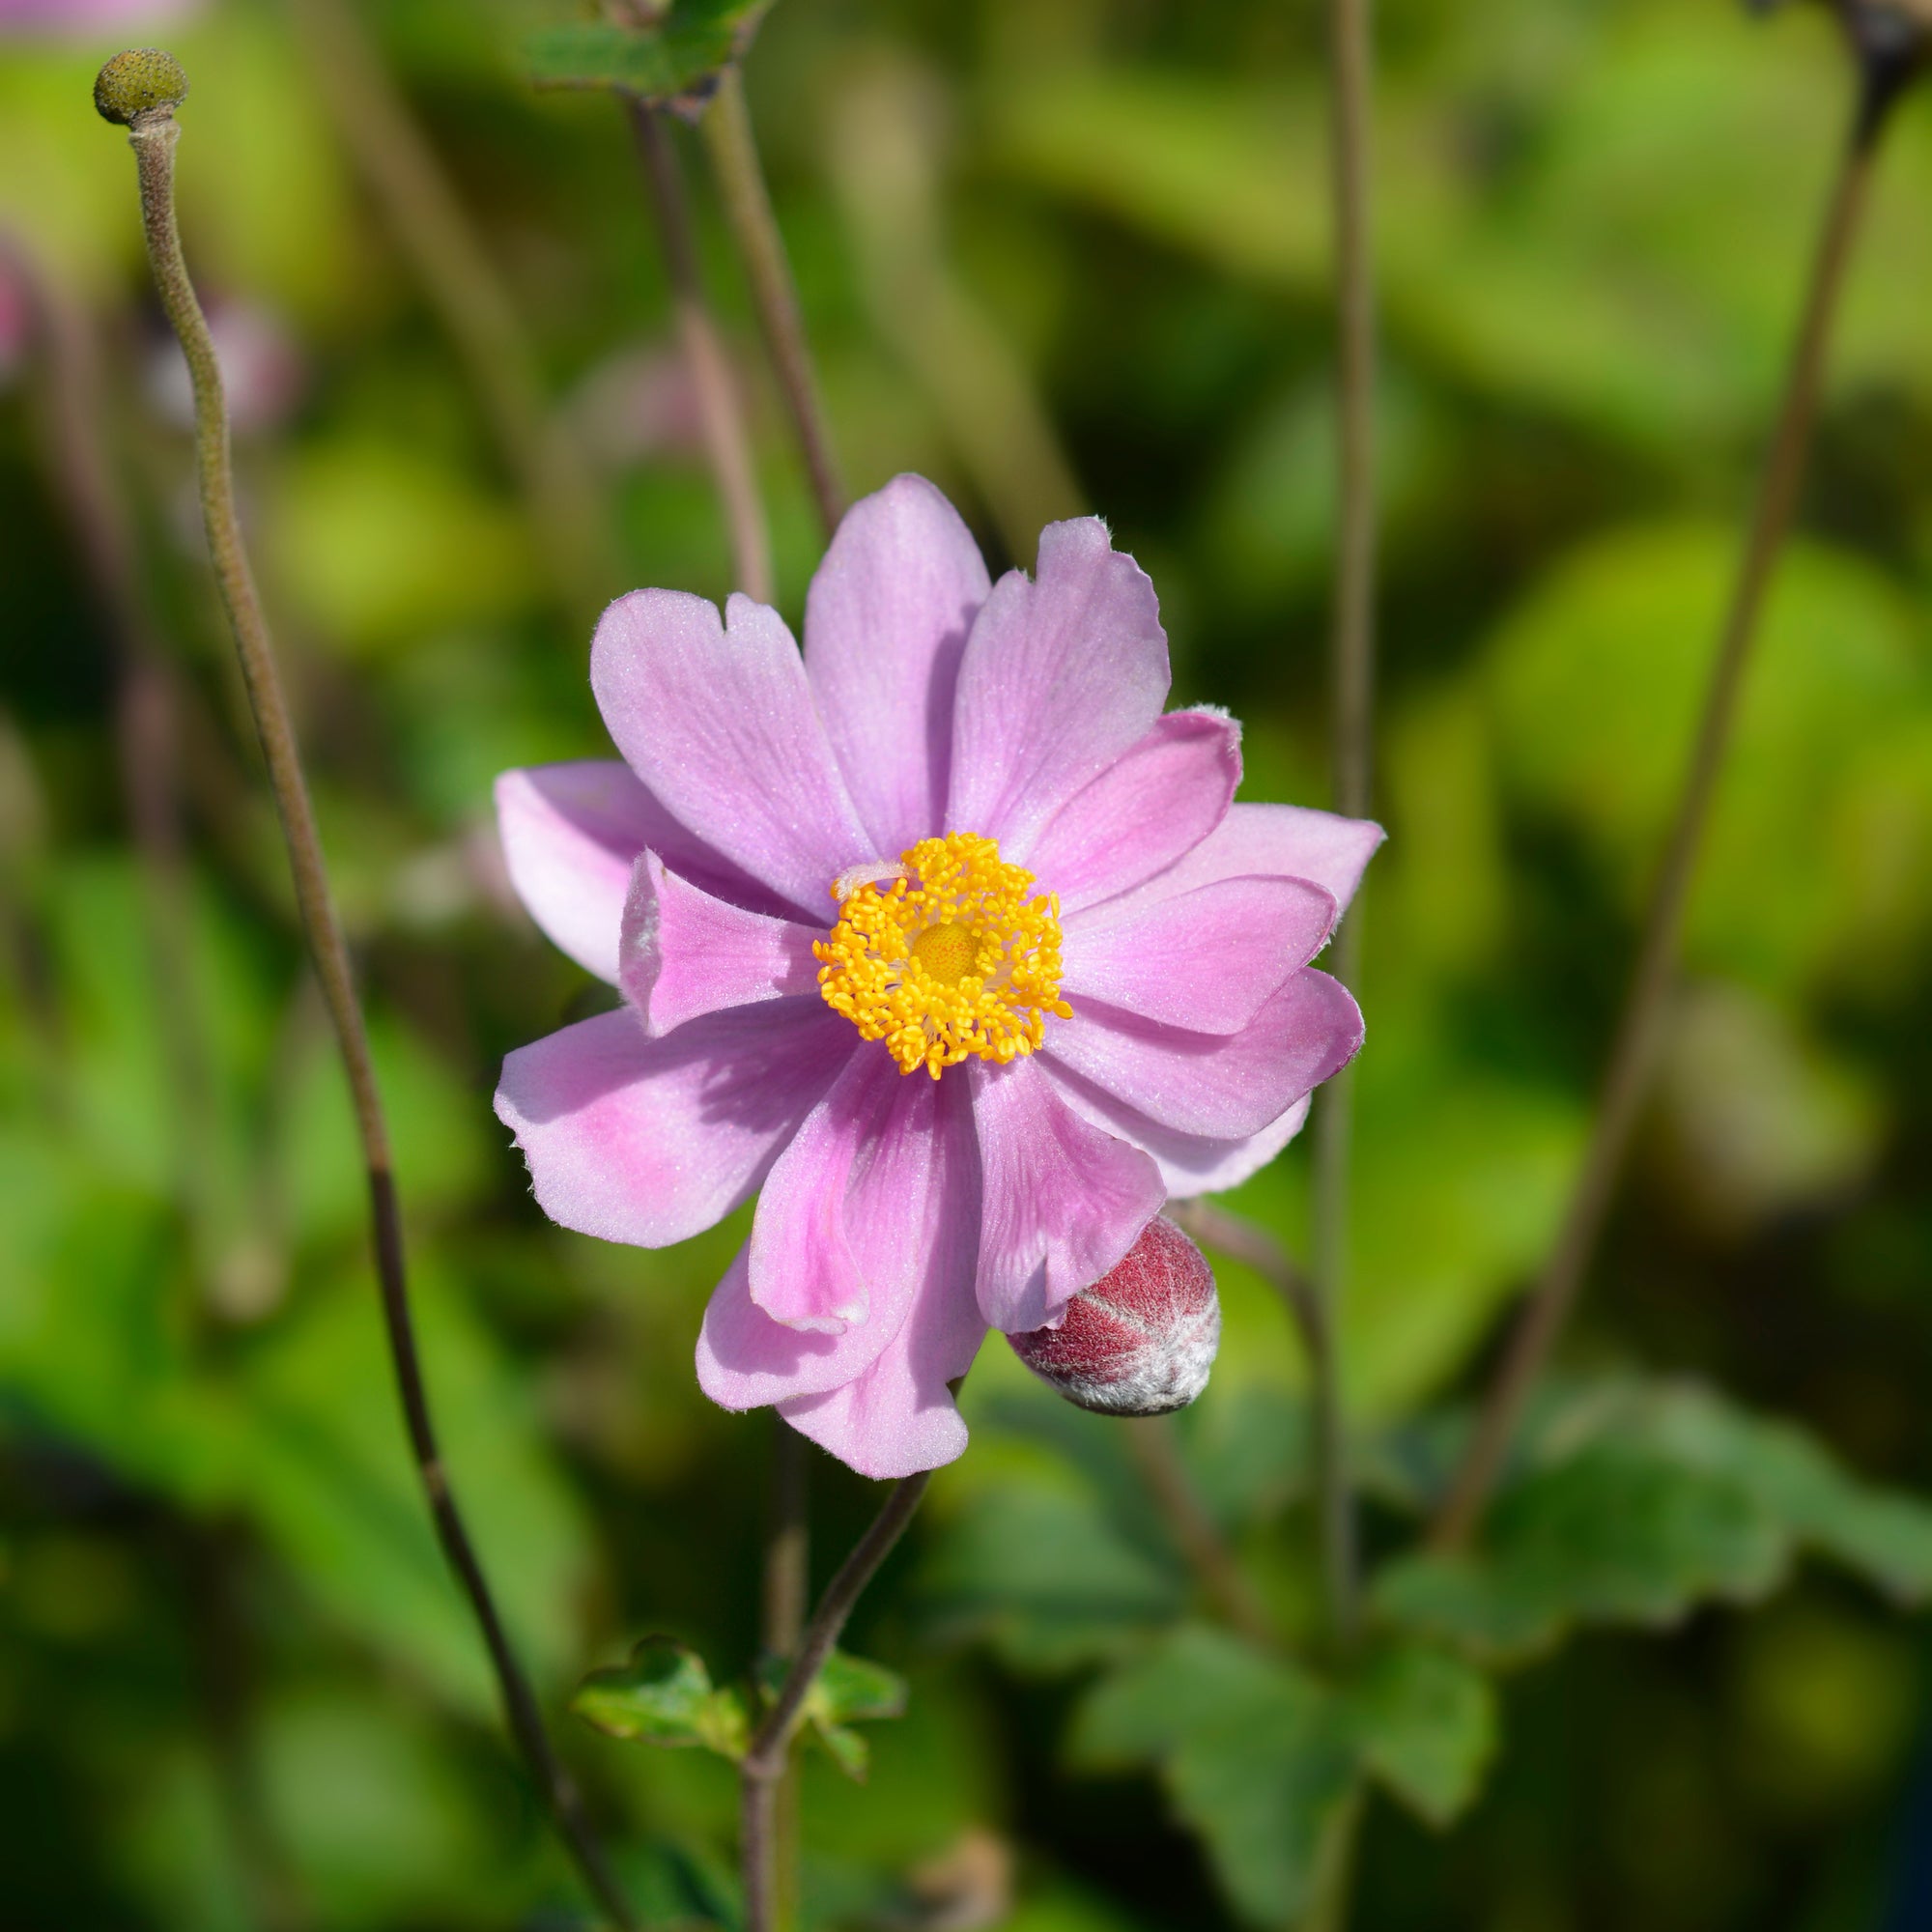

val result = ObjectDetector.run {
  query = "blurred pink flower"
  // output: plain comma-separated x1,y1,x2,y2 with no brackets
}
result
494,475,1379,1479
0,0,205,35
146,299,304,435
0,255,28,389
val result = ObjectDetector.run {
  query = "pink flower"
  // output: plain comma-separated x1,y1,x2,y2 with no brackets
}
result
495,476,1379,1479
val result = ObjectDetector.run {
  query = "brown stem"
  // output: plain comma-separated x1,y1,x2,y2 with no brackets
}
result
626,99,775,607
741,1472,931,1932
701,68,844,538
289,0,613,624
1122,1414,1279,1651
116,101,636,1932
1307,0,1378,1656
1430,115,1882,1552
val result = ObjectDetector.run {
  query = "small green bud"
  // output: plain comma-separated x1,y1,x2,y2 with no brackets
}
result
93,48,189,128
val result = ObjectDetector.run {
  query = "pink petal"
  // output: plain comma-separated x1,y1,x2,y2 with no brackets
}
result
1017,708,1241,908
1160,802,1385,913
496,762,780,982
619,852,821,1038
701,1058,979,1423
1060,872,1338,1035
947,519,1170,853
804,475,991,857
1045,1065,1314,1199
746,1049,901,1333
590,590,872,918
1043,969,1362,1141
495,1002,855,1247
968,1058,1164,1332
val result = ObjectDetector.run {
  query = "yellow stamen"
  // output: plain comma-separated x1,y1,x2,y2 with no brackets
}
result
815,833,1073,1079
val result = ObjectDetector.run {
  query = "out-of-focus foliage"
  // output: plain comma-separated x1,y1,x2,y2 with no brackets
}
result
4,0,1932,1927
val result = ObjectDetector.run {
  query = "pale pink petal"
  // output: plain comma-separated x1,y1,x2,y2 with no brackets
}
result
590,590,872,917
1156,802,1385,913
947,519,1170,852
745,1049,902,1333
1044,1066,1313,1199
1043,969,1362,1141
1060,873,1337,1035
619,852,821,1038
804,475,991,856
1017,708,1241,907
968,1058,1163,1332
495,1003,855,1247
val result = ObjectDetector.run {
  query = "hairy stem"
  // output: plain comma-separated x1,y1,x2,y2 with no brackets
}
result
1123,1414,1279,1651
290,0,613,623
742,1472,931,1932
118,102,636,1932
1431,104,1885,1552
627,99,775,606
1309,0,1378,1656
702,68,844,537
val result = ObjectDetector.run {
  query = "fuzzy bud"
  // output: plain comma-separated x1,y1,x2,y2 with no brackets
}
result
1007,1216,1220,1416
93,48,189,128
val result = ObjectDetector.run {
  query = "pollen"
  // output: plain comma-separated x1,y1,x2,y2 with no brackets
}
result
815,833,1073,1079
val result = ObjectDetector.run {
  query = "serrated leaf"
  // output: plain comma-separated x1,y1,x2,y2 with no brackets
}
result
1376,1378,1932,1663
524,2,771,106
1071,1627,1356,1927
574,1638,750,1759
1343,1642,1497,1828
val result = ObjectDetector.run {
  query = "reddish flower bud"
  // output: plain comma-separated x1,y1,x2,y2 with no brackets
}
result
1006,1215,1220,1416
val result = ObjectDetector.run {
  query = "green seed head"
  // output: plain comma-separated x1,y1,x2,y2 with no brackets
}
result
93,48,189,128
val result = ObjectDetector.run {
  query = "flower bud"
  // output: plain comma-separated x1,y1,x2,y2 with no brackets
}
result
1006,1215,1220,1416
93,48,189,128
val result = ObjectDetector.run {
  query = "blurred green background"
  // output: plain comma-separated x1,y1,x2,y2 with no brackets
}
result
4,0,1932,1927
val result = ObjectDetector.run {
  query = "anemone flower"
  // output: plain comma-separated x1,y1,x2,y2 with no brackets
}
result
496,475,1379,1479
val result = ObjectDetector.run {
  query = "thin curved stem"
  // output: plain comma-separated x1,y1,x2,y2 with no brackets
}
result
118,103,635,1932
627,99,774,607
702,68,844,537
1430,106,1884,1553
741,1471,930,1932
1309,0,1378,1657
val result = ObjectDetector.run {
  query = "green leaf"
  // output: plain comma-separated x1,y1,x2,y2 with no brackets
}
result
1072,1627,1357,1928
753,1647,908,1784
1375,1379,1932,1663
574,1639,751,1759
1344,1642,1497,1828
524,3,772,106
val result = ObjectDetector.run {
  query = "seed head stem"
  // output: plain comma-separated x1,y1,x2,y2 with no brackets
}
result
110,82,636,1932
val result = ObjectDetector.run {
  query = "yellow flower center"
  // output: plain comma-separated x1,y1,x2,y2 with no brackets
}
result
814,833,1072,1079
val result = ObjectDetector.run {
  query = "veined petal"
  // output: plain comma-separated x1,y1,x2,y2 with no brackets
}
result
1060,872,1337,1035
591,589,872,918
1044,1065,1314,1199
495,762,781,982
1042,969,1362,1141
805,475,991,855
1153,801,1385,914
495,1002,854,1248
1018,708,1240,907
947,519,1170,854
969,1057,1163,1333
620,852,820,1038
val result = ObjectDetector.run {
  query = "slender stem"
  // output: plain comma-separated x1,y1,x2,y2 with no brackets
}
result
1308,0,1378,1657
626,99,775,607
1168,1202,1350,1600
701,68,844,538
1122,1414,1279,1651
289,0,613,624
761,1422,810,1932
117,103,636,1932
741,1472,931,1932
1430,108,1884,1553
